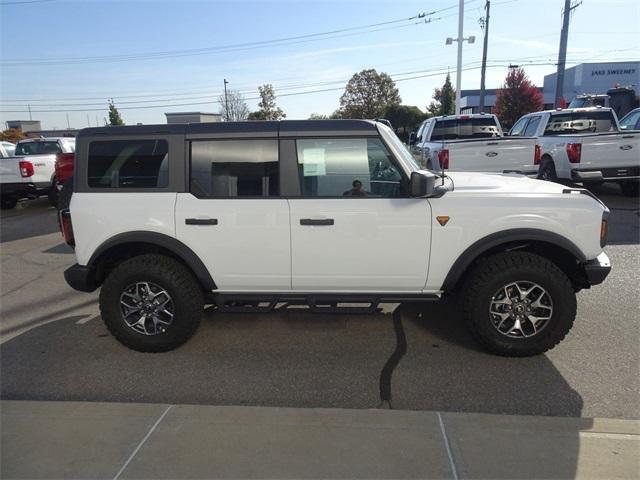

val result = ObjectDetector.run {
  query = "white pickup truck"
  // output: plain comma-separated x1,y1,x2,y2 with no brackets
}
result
409,113,538,174
509,107,639,196
0,137,75,208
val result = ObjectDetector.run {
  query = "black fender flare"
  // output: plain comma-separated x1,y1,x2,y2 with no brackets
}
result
440,228,587,292
88,231,216,291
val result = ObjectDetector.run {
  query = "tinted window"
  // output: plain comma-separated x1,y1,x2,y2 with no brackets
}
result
544,111,616,135
88,139,169,188
15,141,61,156
431,117,501,140
509,117,530,136
296,138,403,198
523,116,541,136
3,143,16,157
190,140,278,198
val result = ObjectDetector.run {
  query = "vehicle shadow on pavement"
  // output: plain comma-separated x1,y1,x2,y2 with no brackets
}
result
0,303,592,479
586,183,640,245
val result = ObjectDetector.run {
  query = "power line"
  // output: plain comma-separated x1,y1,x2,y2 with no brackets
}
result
0,0,56,5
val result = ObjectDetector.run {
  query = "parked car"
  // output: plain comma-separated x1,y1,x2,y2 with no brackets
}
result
60,120,611,356
619,107,640,131
509,107,639,196
13,137,75,205
0,141,16,158
0,155,37,209
409,113,538,175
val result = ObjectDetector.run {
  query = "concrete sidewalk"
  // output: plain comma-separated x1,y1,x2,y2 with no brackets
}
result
1,401,638,479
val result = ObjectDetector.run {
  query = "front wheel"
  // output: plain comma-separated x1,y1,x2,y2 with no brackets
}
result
461,252,576,357
1,196,18,210
99,254,204,352
47,183,59,207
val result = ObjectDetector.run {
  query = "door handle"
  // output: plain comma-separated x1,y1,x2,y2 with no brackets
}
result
622,135,635,139
300,218,334,226
185,218,218,225
619,145,633,150
487,141,500,145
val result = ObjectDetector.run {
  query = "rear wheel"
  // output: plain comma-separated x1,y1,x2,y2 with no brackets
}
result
1,196,18,210
461,251,576,357
47,182,58,207
537,159,558,182
620,180,639,197
57,176,73,211
99,254,204,352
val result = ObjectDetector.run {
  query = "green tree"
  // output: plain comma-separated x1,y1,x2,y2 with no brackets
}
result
339,69,401,118
427,74,456,116
218,89,249,121
382,105,427,141
256,84,286,120
247,111,266,120
308,113,329,120
108,99,125,126
493,67,543,129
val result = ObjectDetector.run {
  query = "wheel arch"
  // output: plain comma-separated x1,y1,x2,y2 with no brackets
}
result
441,228,587,293
88,231,216,292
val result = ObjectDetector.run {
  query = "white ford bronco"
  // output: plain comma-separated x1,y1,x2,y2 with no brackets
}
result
60,120,611,356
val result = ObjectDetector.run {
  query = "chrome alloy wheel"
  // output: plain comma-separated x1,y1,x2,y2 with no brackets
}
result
119,282,174,335
489,281,553,338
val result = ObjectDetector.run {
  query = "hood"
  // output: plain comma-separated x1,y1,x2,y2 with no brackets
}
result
446,172,567,195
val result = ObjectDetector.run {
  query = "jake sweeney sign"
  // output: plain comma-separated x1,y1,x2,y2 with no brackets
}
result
592,67,636,76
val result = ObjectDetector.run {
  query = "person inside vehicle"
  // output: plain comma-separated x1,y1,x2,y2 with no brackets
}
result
343,179,368,197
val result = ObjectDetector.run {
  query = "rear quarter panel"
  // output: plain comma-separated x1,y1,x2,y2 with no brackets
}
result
71,193,177,266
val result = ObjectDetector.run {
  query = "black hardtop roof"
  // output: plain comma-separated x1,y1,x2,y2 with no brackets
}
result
77,119,378,138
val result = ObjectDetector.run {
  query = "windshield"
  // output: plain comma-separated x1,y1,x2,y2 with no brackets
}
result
15,141,61,156
544,111,616,135
431,117,501,140
381,126,422,171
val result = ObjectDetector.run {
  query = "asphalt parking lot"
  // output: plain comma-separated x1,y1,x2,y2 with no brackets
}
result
1,184,639,419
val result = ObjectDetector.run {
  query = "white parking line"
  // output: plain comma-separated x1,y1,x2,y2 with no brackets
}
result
437,411,459,480
76,314,100,325
112,405,173,480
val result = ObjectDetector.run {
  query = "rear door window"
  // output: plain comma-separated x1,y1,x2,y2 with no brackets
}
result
190,139,279,198
431,117,501,140
509,117,530,136
544,111,617,134
523,116,541,136
88,139,169,188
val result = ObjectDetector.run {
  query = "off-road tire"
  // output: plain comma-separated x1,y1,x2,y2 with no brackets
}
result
99,254,204,352
1,196,18,210
620,181,639,197
461,251,576,357
537,159,558,182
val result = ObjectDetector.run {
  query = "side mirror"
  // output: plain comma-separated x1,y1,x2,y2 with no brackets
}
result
409,132,417,145
410,171,435,197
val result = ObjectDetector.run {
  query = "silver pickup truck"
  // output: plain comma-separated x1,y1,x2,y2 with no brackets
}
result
409,114,538,174
509,107,639,196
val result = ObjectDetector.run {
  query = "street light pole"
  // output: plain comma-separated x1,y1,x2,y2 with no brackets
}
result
455,0,464,115
223,79,230,121
479,0,491,113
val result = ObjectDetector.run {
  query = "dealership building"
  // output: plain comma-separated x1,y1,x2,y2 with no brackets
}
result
460,61,639,113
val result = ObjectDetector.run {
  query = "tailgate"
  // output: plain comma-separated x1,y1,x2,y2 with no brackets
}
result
578,133,639,171
21,154,56,184
447,137,537,173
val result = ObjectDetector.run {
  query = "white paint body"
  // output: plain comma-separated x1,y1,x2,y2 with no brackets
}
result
71,173,607,295
411,114,538,174
512,108,640,180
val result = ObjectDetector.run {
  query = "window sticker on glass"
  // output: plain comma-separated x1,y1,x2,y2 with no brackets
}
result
301,148,326,176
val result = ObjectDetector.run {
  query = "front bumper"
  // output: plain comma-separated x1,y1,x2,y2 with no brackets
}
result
581,252,611,286
64,264,97,293
572,167,640,182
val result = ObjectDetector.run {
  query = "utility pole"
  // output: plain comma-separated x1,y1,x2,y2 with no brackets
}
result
446,0,475,115
455,0,464,115
223,79,230,121
554,0,581,107
479,0,491,113
28,104,32,120
66,113,70,129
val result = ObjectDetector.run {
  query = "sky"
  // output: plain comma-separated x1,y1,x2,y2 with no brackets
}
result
1,0,639,129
